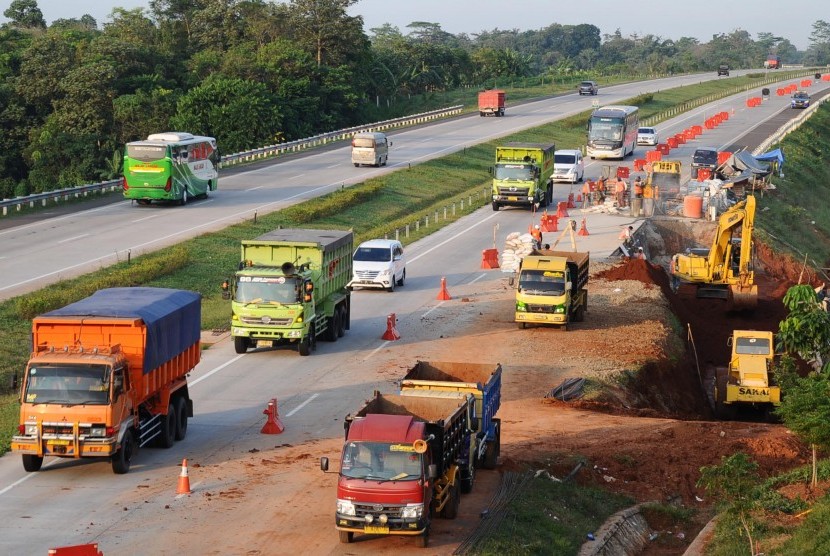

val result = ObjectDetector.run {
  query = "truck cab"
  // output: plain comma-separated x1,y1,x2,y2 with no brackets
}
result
514,250,589,330
714,330,779,419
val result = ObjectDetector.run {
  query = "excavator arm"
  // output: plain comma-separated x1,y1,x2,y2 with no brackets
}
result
671,196,757,309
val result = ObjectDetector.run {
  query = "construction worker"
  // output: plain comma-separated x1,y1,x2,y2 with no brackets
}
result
614,177,627,208
633,176,644,199
581,181,591,209
530,224,543,249
637,247,646,260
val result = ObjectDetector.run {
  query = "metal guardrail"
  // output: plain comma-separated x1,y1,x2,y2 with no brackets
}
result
0,105,464,216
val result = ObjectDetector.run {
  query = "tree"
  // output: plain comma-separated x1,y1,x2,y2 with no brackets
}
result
697,452,760,556
3,0,46,29
777,284,830,371
288,0,367,67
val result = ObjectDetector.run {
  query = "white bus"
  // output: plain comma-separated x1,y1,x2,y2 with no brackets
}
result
586,105,639,159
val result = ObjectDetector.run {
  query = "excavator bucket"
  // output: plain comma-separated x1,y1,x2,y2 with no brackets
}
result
728,284,758,311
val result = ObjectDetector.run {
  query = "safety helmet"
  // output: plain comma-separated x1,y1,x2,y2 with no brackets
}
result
534,225,540,229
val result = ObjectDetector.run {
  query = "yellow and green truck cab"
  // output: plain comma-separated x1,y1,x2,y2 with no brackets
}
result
515,250,589,331
225,229,353,356
491,143,555,211
714,330,780,419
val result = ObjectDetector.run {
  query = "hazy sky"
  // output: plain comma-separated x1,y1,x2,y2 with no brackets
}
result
3,0,823,50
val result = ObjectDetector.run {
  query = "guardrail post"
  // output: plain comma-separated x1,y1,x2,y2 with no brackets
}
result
405,224,409,238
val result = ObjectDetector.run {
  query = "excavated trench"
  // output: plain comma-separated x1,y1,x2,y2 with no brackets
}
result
595,217,805,421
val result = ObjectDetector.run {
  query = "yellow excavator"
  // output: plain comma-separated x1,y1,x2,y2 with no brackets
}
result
670,195,757,310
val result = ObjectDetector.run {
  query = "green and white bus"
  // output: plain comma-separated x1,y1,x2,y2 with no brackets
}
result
123,132,219,205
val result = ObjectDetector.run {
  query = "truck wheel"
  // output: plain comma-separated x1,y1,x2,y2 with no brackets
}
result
234,336,249,354
353,163,359,167
326,312,340,342
112,430,135,474
517,322,527,330
298,336,312,356
484,423,500,469
174,396,189,441
22,454,43,472
337,306,347,337
414,528,429,548
338,531,353,544
442,483,460,518
491,201,500,211
460,466,475,494
158,403,177,448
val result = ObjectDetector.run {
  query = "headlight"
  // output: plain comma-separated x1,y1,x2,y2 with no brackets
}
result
286,329,302,338
401,504,424,519
516,301,527,312
89,426,106,437
336,499,356,516
378,269,391,276
25,424,38,436
554,305,566,314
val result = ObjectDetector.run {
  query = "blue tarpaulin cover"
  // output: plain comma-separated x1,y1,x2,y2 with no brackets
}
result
755,148,785,172
43,288,201,374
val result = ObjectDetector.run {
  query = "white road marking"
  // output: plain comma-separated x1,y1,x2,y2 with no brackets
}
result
189,355,245,387
58,234,89,244
0,459,59,497
286,393,319,417
364,340,393,360
131,214,162,223
421,301,447,318
246,186,266,191
289,174,305,180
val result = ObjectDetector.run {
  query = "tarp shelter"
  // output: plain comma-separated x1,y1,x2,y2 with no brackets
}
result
754,148,786,175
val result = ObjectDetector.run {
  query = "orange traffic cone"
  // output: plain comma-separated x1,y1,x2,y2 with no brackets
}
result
567,193,575,208
261,398,285,434
382,313,401,340
576,194,582,203
577,218,590,236
436,277,451,300
176,458,192,494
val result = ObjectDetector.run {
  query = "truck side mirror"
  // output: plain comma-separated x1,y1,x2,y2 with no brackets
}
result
488,166,494,175
428,464,438,480
508,276,515,286
566,281,572,290
320,457,329,472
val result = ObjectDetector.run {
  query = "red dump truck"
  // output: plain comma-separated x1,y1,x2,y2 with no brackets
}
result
400,361,502,471
11,287,201,474
321,392,476,549
478,89,506,117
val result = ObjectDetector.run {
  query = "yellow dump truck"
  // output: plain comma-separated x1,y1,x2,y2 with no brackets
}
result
514,250,589,331
713,330,780,419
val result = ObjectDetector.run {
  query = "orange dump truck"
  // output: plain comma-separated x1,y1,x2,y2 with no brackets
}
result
12,287,201,474
478,89,506,117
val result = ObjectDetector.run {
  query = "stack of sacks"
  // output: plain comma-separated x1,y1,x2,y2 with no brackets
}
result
501,232,535,273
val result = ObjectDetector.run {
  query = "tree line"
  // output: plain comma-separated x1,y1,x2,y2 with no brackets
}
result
1,0,829,198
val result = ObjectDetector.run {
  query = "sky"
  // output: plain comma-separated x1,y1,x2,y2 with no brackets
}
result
2,0,823,51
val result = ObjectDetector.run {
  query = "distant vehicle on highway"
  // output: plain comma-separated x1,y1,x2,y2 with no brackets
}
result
717,64,730,76
791,91,810,109
351,132,390,167
348,239,406,292
691,147,719,179
552,149,584,183
587,105,639,159
637,127,659,146
578,80,598,95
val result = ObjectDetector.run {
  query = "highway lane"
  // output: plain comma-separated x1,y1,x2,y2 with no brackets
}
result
0,72,827,553
0,70,766,301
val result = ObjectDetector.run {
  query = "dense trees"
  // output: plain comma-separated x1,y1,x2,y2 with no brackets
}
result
0,0,827,198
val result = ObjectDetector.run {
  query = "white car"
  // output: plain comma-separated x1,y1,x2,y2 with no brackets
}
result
347,239,406,292
552,149,584,183
637,127,658,146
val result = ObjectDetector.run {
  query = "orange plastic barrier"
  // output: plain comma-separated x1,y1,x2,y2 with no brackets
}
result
667,137,678,149
633,159,646,171
48,544,103,556
776,88,786,96
645,150,662,162
801,79,812,88
823,75,830,82
717,151,732,165
683,129,695,140
704,119,715,130
556,201,569,218
674,133,686,145
540,213,558,232
480,248,500,269
692,125,703,135
696,168,712,181
720,111,729,121
616,166,630,178
656,143,670,155
683,196,703,218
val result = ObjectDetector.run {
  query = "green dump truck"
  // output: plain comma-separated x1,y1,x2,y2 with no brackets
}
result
514,249,589,330
224,228,353,356
491,143,555,211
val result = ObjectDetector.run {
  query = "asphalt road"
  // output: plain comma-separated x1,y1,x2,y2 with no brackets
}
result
0,71,828,554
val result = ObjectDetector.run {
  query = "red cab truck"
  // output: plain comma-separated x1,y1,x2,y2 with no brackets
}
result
321,392,476,548
478,89,506,117
400,361,502,470
12,288,201,474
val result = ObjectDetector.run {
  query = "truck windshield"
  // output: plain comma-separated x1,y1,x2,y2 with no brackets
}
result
340,441,422,481
24,364,110,405
494,164,533,181
354,247,392,262
735,337,771,355
235,276,298,304
518,270,566,295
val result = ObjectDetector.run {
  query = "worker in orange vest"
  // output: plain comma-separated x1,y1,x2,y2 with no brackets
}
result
530,224,543,249
633,176,644,198
614,178,627,208
581,181,591,208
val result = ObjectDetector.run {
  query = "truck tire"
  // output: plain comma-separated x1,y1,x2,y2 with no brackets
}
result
353,163,359,167
298,334,312,356
158,403,177,448
414,528,429,548
174,396,188,441
492,201,500,211
442,483,460,519
337,306,347,337
338,531,353,544
22,454,43,472
518,322,527,329
234,336,249,354
460,466,475,494
325,312,340,342
483,421,501,469
112,430,135,474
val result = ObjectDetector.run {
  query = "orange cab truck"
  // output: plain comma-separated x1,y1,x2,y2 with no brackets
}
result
12,287,201,474
321,392,476,549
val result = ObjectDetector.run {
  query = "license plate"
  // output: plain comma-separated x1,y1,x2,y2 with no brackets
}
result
507,196,518,201
365,525,390,535
50,440,70,446
256,340,273,347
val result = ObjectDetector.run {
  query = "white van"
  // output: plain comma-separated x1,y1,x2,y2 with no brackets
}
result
552,149,584,183
347,239,405,292
351,132,391,167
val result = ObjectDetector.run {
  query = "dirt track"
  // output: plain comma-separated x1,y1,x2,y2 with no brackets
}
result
110,255,812,555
